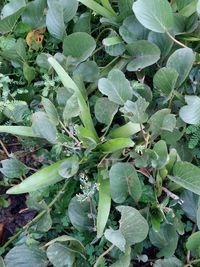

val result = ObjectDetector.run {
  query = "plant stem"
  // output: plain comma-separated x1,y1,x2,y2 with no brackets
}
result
184,259,200,267
2,182,69,251
94,244,114,267
166,31,188,48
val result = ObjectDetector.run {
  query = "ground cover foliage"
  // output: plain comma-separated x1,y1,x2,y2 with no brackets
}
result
0,0,200,266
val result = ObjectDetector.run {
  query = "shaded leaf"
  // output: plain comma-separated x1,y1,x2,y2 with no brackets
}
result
154,257,182,267
126,40,160,71
166,48,195,86
58,157,79,178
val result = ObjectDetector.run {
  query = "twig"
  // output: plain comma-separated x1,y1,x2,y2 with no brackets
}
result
0,140,9,157
2,181,69,251
166,31,188,48
59,120,80,144
94,244,114,267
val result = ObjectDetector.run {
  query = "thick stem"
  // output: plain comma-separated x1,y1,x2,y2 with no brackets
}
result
166,31,188,48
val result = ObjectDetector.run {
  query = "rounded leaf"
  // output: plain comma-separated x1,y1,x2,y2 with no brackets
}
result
133,0,173,33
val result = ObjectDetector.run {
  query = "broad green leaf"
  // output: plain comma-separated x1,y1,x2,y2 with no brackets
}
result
21,0,46,29
4,245,48,267
42,97,59,126
186,231,200,257
16,38,27,62
98,69,132,105
0,158,28,179
169,162,200,195
109,122,141,138
60,0,78,23
0,257,5,267
121,97,149,124
68,196,94,232
95,97,118,125
104,229,126,252
100,138,134,153
58,157,79,178
166,48,195,87
132,81,153,102
179,96,200,125
117,205,149,245
32,112,58,144
63,32,96,63
47,243,75,267
148,32,173,59
109,163,142,203
153,67,179,97
110,247,131,267
0,126,39,138
0,6,26,34
23,63,35,85
97,172,111,238
46,0,66,41
126,40,160,71
118,0,134,19
148,109,171,136
6,159,66,194
73,61,99,82
149,224,178,257
154,257,182,267
132,0,173,33
119,15,149,44
104,33,125,57
151,140,169,169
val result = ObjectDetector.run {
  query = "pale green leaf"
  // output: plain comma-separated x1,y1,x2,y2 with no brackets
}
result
109,122,141,138
97,172,111,238
121,97,149,124
4,245,48,267
109,162,142,203
0,126,39,138
100,138,134,153
95,97,118,125
132,0,173,33
63,32,96,62
117,205,149,245
154,257,182,267
186,231,200,257
98,69,132,105
47,243,75,267
179,96,200,125
6,160,66,194
58,157,79,178
46,0,66,41
104,229,126,252
32,112,58,144
42,97,59,126
153,67,179,97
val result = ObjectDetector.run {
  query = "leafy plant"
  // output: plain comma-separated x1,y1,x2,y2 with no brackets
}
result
1,0,200,266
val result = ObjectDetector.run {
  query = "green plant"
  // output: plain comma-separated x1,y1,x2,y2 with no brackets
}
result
1,0,200,266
